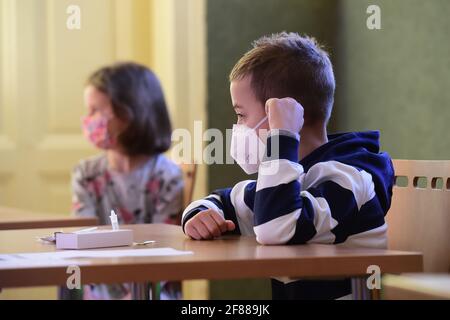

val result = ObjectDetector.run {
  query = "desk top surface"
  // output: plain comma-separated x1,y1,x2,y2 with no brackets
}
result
0,206,98,230
0,224,423,287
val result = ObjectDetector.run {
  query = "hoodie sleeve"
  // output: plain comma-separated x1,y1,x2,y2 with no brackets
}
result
253,130,387,247
181,179,261,236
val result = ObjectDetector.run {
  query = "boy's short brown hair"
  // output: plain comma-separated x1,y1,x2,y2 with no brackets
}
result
230,32,335,125
87,62,172,156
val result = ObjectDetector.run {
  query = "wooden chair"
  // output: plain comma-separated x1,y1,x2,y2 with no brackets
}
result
177,163,200,299
179,162,197,211
387,160,450,273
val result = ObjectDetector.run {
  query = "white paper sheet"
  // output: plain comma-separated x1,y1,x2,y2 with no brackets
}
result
0,248,193,268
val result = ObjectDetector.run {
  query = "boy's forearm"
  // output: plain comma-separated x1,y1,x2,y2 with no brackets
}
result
263,129,300,164
253,131,304,244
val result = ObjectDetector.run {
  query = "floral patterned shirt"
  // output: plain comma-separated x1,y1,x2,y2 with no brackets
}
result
71,153,183,300
72,154,183,226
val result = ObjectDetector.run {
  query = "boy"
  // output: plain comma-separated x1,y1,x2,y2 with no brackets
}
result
182,32,394,299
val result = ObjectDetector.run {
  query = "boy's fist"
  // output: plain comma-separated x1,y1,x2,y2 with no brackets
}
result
265,97,304,134
184,209,235,240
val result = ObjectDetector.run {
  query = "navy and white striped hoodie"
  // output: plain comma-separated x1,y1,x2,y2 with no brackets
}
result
182,130,394,250
182,130,394,299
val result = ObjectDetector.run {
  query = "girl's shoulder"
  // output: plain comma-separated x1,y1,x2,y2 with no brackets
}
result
154,155,183,179
73,154,108,180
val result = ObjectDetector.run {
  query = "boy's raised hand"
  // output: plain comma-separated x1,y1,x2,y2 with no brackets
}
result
265,97,304,134
184,209,236,240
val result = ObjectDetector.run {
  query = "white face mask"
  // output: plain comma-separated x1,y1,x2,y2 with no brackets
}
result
230,116,268,174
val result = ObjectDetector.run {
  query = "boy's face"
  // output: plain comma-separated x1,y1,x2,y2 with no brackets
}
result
230,76,270,136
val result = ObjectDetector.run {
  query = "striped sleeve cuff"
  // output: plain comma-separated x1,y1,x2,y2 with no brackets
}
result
181,205,208,233
264,129,300,163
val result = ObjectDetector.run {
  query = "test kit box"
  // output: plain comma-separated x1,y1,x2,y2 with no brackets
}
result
55,229,134,250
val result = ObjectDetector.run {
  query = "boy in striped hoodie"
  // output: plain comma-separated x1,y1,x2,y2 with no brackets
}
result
182,32,394,299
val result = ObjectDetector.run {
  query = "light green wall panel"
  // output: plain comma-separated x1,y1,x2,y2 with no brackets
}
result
337,0,450,159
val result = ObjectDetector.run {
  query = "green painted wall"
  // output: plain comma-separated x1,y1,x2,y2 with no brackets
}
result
206,0,450,299
336,0,450,159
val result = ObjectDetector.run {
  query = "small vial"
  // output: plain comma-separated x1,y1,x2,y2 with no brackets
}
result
109,210,120,231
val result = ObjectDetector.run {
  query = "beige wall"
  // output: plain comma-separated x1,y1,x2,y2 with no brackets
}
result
0,0,207,299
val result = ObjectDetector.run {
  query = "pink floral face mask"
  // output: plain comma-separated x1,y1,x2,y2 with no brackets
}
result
82,116,115,149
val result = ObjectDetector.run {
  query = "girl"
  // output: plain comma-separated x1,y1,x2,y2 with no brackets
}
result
72,62,183,299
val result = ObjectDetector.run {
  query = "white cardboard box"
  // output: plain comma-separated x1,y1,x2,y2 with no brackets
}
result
55,229,134,250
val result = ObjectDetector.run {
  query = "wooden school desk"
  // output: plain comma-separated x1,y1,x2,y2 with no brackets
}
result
0,206,98,230
0,224,423,300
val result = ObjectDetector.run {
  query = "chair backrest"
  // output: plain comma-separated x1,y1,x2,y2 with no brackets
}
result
179,163,197,209
387,159,450,273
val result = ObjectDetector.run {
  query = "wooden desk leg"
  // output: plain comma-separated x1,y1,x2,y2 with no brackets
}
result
351,277,371,300
131,282,150,300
